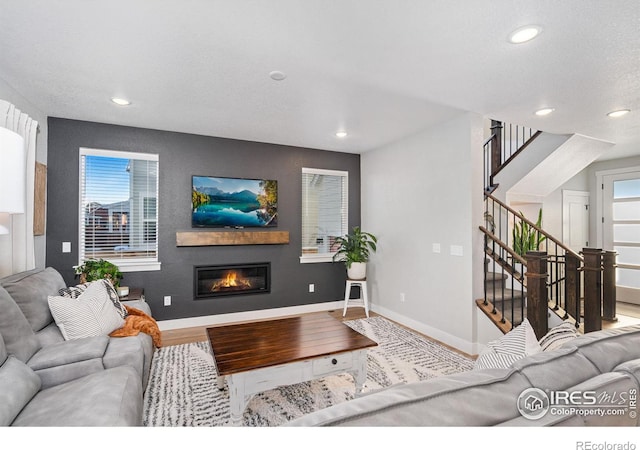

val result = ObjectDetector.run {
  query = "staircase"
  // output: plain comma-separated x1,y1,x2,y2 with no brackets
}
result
483,268,525,332
477,120,618,338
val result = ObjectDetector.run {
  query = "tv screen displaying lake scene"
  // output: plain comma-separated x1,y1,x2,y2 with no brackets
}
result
192,176,278,228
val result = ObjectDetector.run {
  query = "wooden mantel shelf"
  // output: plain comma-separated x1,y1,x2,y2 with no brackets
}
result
176,230,290,246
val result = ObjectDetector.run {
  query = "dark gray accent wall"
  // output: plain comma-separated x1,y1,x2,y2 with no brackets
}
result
46,118,360,321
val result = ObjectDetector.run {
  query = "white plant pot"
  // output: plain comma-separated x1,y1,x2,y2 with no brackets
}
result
347,262,367,280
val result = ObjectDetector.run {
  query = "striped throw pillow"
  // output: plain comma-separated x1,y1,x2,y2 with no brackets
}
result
538,321,579,352
59,279,127,319
48,280,125,340
473,318,542,370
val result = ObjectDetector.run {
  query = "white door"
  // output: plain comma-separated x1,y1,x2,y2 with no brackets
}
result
603,172,640,305
563,190,590,254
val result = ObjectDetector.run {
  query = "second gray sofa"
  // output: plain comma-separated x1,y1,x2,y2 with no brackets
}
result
286,325,640,427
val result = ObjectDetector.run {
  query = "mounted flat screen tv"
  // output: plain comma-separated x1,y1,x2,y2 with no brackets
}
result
192,176,278,228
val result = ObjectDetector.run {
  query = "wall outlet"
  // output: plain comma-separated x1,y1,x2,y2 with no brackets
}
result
432,243,441,253
62,242,71,253
163,295,171,306
309,283,315,293
400,293,406,303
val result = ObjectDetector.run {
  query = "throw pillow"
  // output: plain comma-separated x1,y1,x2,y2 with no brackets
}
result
59,279,127,319
98,279,128,319
48,280,125,340
538,320,580,352
474,318,542,370
58,282,91,298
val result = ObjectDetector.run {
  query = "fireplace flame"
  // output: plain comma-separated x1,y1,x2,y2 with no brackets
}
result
211,271,252,291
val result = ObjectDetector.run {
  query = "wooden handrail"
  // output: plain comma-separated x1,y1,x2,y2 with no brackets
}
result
479,225,527,266
491,130,543,178
485,193,584,261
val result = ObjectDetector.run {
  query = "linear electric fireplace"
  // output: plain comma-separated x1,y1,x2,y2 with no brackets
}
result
194,263,271,299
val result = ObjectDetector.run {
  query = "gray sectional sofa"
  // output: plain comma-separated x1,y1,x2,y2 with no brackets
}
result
287,325,640,427
0,267,155,426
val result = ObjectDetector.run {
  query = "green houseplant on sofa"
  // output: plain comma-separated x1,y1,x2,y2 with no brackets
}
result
74,258,123,288
333,226,378,280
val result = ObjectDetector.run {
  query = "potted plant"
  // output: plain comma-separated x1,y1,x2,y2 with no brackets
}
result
512,209,546,258
333,226,378,280
74,258,123,288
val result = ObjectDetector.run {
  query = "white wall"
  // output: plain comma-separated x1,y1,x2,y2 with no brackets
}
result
0,77,48,276
362,112,486,354
541,167,589,243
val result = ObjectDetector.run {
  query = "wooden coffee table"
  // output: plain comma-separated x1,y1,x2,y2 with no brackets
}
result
206,312,378,426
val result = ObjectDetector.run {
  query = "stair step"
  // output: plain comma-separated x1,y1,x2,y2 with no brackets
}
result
484,248,526,285
485,272,508,282
476,299,524,334
486,287,526,301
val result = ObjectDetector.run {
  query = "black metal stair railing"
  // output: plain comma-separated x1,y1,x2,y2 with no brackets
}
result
483,120,541,193
480,193,584,331
478,119,618,336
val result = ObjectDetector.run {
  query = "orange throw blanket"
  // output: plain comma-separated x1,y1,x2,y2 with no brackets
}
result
110,306,162,348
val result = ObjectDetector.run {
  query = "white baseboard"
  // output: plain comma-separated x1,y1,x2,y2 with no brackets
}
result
371,304,479,356
157,301,344,331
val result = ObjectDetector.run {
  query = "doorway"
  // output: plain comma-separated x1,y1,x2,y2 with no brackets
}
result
601,170,640,305
562,190,590,254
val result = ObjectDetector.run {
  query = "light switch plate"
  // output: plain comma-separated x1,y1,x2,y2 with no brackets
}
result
62,242,71,253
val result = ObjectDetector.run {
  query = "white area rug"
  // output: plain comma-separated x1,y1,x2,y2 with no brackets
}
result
143,316,474,427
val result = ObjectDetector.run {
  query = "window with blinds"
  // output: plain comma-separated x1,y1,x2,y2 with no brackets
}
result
301,168,348,263
79,148,160,272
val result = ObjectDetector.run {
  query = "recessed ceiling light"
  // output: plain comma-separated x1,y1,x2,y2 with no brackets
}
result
607,109,630,118
269,71,287,81
111,97,131,106
335,131,348,138
508,26,542,44
535,107,555,116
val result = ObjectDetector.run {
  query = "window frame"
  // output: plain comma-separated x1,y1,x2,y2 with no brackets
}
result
78,147,161,272
300,167,349,264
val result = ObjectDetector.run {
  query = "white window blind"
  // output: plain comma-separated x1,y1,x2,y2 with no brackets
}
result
79,148,160,272
301,168,348,263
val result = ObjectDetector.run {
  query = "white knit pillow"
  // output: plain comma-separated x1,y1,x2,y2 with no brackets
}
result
48,280,125,340
474,318,542,370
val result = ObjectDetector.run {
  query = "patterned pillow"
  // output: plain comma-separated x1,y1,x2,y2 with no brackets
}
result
473,318,542,370
98,279,128,319
58,282,91,299
48,281,125,340
538,320,579,352
59,279,127,318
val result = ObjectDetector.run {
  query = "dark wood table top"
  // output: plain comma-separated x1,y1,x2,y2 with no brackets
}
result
207,312,378,376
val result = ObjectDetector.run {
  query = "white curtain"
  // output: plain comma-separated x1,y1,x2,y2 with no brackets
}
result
0,99,38,274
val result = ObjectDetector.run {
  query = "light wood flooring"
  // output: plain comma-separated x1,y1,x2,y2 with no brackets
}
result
602,301,640,329
160,302,640,357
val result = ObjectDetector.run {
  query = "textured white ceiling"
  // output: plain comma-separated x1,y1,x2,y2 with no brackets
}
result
1,1,638,158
